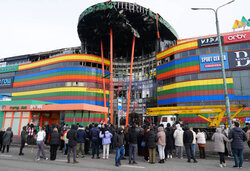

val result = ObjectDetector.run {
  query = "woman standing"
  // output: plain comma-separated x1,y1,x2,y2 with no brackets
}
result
196,129,206,159
211,128,230,168
165,123,174,159
36,126,48,160
0,128,5,151
50,127,60,160
99,127,113,159
157,126,166,163
2,127,13,153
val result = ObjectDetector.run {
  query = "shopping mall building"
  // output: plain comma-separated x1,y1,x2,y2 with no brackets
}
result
0,1,249,137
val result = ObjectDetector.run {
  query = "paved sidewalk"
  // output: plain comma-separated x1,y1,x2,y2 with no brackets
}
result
0,143,249,171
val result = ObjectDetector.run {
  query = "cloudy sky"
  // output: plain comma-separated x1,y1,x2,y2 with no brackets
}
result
0,0,248,58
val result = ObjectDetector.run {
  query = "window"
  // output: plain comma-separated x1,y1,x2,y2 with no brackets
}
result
3,111,30,135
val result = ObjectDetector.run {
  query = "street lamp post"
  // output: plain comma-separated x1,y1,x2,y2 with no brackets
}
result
191,0,234,128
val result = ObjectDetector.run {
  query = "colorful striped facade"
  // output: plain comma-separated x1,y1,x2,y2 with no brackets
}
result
0,54,111,126
156,30,250,126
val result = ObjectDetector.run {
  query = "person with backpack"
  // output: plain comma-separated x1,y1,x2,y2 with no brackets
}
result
228,122,248,168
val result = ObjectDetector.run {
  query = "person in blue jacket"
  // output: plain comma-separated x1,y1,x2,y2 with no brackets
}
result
228,122,247,169
76,125,86,158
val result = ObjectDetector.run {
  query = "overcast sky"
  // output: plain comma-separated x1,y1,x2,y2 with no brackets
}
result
0,0,249,58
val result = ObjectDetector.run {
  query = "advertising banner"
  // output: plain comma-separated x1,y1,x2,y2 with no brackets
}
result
223,32,250,44
0,65,18,73
198,36,223,47
228,49,250,69
0,77,13,88
199,52,229,71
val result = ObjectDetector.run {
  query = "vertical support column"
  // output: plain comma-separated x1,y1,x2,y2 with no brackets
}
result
110,29,114,124
101,40,107,124
126,35,135,126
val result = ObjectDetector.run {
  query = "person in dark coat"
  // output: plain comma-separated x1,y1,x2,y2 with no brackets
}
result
76,125,86,158
128,124,139,164
114,127,125,167
84,125,90,155
19,126,27,155
0,128,5,151
142,127,149,161
90,123,100,159
228,122,248,168
183,126,197,163
165,123,174,159
146,126,157,164
66,125,78,164
2,127,13,153
50,127,60,160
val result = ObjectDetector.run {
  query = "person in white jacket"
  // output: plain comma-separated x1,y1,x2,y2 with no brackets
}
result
196,129,206,159
36,126,48,160
173,124,184,159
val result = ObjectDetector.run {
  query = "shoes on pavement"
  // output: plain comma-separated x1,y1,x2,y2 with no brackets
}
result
129,161,132,164
222,163,226,167
92,156,95,159
97,156,100,159
36,158,40,161
118,161,121,165
45,158,48,160
233,165,239,168
133,161,138,164
73,160,79,164
170,155,172,159
193,160,198,163
187,160,191,163
115,163,119,167
219,164,223,168
67,160,70,163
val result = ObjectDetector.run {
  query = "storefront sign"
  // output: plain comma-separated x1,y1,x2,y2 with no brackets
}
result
117,97,122,110
0,77,13,88
199,52,229,71
9,106,27,110
30,105,42,110
0,65,18,73
198,36,223,47
228,50,250,69
223,32,250,44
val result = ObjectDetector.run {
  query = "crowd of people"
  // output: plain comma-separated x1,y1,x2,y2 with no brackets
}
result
0,122,249,169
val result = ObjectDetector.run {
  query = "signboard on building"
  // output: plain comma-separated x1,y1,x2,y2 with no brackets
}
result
0,65,18,73
0,77,13,88
228,50,250,69
245,117,250,123
223,32,250,44
199,53,229,71
117,97,122,110
198,36,223,47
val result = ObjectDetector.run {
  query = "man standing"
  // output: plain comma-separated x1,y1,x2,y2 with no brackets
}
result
114,127,125,167
90,124,100,159
228,122,247,168
67,125,78,164
19,126,27,155
183,126,197,163
77,125,86,158
128,124,138,164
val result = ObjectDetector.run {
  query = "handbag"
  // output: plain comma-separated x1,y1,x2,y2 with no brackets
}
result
141,141,146,147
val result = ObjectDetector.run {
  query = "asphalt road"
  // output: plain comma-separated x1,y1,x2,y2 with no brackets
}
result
0,144,249,171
